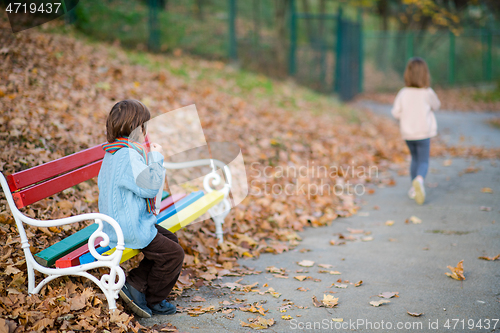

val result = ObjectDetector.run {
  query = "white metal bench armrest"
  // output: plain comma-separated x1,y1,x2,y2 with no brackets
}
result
163,158,232,198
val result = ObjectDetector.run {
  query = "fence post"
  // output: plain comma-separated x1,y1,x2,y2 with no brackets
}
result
228,0,237,60
334,6,343,93
64,0,77,25
483,28,492,81
406,31,414,60
148,0,160,52
358,8,363,93
288,0,296,76
448,31,455,85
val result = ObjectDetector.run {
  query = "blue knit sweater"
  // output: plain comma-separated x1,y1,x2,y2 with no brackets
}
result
98,148,164,249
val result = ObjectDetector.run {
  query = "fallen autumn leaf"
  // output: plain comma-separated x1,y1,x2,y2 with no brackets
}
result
478,254,500,261
297,260,315,267
370,300,390,307
445,260,465,281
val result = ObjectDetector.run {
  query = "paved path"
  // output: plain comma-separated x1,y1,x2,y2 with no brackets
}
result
142,104,500,333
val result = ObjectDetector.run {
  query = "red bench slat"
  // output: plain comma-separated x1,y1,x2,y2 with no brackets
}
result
159,193,186,212
12,160,102,209
55,237,103,268
7,145,105,192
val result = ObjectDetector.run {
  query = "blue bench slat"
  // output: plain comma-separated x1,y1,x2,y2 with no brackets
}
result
78,246,111,264
156,191,205,224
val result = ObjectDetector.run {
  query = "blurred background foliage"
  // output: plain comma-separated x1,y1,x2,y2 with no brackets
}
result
69,0,500,99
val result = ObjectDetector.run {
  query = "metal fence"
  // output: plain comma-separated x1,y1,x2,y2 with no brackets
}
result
71,0,500,99
363,29,500,92
73,0,362,100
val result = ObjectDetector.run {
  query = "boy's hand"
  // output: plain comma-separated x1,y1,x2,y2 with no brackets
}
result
150,143,163,155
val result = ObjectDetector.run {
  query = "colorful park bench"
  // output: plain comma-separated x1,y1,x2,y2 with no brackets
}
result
0,143,232,311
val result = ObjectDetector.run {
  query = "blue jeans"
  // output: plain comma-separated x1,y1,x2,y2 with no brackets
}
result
405,138,430,180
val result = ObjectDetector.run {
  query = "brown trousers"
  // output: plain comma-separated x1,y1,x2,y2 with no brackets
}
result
127,225,185,306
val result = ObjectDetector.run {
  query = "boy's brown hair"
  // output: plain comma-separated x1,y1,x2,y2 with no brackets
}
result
404,57,430,88
106,99,151,143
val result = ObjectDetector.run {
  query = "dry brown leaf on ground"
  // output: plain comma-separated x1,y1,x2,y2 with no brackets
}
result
318,264,332,269
200,273,216,281
333,283,348,289
322,295,339,308
354,280,363,287
240,317,275,330
297,260,315,267
294,276,308,281
191,296,206,302
278,304,292,312
446,260,465,281
0,318,17,333
187,305,216,317
297,287,309,292
481,187,493,193
257,287,281,298
265,266,283,274
407,311,424,317
478,254,500,261
370,300,390,307
409,216,422,224
239,303,267,316
463,166,481,174
312,295,338,308
273,274,289,279
378,292,399,298
443,159,452,166
150,323,178,332
312,296,323,307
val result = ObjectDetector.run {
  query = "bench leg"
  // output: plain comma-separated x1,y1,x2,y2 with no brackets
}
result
27,264,125,312
213,214,225,244
208,198,231,244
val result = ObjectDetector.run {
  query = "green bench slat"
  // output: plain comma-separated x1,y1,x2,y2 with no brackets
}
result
34,224,98,267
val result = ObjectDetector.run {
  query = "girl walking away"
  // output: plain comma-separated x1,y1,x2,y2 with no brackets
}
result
98,100,185,318
391,57,441,205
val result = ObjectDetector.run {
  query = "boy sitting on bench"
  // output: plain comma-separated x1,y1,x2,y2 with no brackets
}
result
99,99,184,318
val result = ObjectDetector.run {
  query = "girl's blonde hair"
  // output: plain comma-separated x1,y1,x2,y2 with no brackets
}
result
404,57,430,88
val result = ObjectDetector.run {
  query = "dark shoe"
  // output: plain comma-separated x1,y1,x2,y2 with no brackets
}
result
150,300,177,315
119,282,152,318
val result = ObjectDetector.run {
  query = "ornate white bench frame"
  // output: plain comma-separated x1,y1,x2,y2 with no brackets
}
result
0,158,232,311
